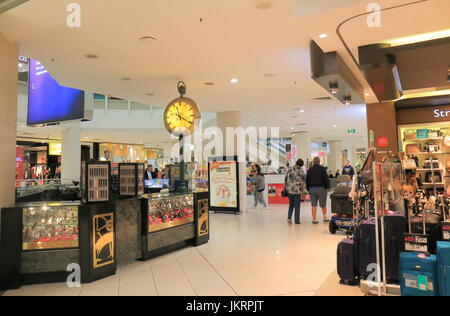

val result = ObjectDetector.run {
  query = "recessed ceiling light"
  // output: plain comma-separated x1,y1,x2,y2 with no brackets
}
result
365,93,370,96
146,93,155,96
204,82,215,86
139,36,157,45
319,34,328,39
85,54,99,59
256,0,272,10
121,77,132,81
299,109,305,113
230,78,239,84
333,125,337,128
263,73,275,77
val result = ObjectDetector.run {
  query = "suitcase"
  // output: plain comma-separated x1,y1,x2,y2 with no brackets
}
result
410,211,442,253
337,238,358,285
437,241,450,296
355,219,377,279
400,252,438,296
382,215,408,282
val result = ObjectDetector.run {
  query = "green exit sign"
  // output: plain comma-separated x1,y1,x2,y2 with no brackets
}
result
348,129,356,134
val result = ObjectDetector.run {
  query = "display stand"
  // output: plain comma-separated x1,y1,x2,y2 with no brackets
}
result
118,163,145,197
140,191,209,261
208,156,240,214
360,162,406,296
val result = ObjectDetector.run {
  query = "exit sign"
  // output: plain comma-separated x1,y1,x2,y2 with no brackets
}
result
348,129,356,134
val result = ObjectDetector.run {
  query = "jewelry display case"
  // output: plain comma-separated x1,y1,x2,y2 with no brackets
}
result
22,202,79,251
141,191,209,260
0,201,117,290
118,163,145,197
147,194,194,233
81,161,111,203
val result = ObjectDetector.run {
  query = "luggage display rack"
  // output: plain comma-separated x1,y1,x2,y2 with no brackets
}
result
361,162,406,296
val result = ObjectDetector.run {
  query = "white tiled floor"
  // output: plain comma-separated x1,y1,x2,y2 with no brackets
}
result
1,202,362,296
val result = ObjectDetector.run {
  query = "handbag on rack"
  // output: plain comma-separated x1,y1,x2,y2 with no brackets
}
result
404,130,416,140
428,130,442,139
402,158,417,170
425,171,442,184
423,157,440,169
423,141,440,153
406,144,421,154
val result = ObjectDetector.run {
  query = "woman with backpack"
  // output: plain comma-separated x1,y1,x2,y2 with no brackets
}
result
284,159,306,224
253,166,267,208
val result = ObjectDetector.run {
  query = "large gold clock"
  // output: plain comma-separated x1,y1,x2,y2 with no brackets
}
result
164,95,201,136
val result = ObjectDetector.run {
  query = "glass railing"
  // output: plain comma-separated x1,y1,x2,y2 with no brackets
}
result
16,179,81,202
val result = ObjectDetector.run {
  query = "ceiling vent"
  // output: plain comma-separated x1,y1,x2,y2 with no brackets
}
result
0,0,28,14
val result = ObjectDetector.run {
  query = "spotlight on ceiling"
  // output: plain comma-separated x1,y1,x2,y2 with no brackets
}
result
230,78,239,84
319,34,328,39
139,36,157,45
329,82,339,95
344,95,352,106
256,0,272,10
85,54,99,59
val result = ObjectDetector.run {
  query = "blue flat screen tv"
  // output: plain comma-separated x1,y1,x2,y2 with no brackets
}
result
27,59,85,125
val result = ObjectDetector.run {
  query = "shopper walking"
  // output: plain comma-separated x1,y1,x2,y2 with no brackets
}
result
306,157,330,225
284,159,306,225
253,166,267,208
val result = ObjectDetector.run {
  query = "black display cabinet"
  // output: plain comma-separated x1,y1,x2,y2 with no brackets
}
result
0,201,116,290
118,163,145,197
141,191,209,260
81,161,111,204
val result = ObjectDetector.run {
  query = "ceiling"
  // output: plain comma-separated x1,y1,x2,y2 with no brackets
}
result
2,0,449,146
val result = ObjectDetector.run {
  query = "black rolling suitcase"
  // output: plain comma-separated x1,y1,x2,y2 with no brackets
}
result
337,238,358,285
410,211,442,254
355,219,377,279
382,215,408,283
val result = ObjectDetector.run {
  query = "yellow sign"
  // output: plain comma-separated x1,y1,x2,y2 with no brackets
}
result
93,213,115,269
49,142,62,156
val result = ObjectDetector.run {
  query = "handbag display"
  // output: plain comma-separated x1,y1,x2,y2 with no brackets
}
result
406,144,421,154
425,171,442,184
422,141,440,153
402,158,417,170
423,157,440,169
404,130,416,140
428,130,442,139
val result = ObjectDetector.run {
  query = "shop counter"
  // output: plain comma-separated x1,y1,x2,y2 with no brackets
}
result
0,201,116,290
0,191,210,290
140,191,209,260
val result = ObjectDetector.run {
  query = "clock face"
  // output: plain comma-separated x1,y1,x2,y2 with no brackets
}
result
164,97,201,136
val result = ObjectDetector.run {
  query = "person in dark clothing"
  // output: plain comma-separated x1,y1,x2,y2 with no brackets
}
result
306,157,330,225
145,165,157,180
342,161,355,178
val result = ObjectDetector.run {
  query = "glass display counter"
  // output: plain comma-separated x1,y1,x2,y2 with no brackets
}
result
0,201,116,290
141,191,209,260
22,202,79,251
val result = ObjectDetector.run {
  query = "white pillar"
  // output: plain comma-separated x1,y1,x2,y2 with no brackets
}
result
328,141,342,175
216,111,247,213
0,33,18,208
293,132,311,164
61,123,81,180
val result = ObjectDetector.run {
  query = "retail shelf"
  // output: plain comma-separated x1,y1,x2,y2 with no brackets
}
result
404,137,443,142
422,183,445,186
416,168,443,171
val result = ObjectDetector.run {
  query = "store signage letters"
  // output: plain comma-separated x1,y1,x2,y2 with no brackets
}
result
434,108,450,118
